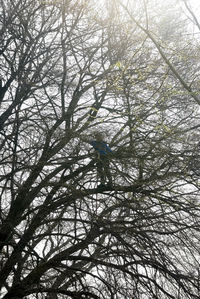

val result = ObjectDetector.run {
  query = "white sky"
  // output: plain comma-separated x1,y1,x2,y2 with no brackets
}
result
185,0,200,13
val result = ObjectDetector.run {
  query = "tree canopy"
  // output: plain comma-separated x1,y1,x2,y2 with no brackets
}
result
1,0,200,298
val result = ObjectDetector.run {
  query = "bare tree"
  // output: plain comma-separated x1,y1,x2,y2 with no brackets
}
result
1,0,200,298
